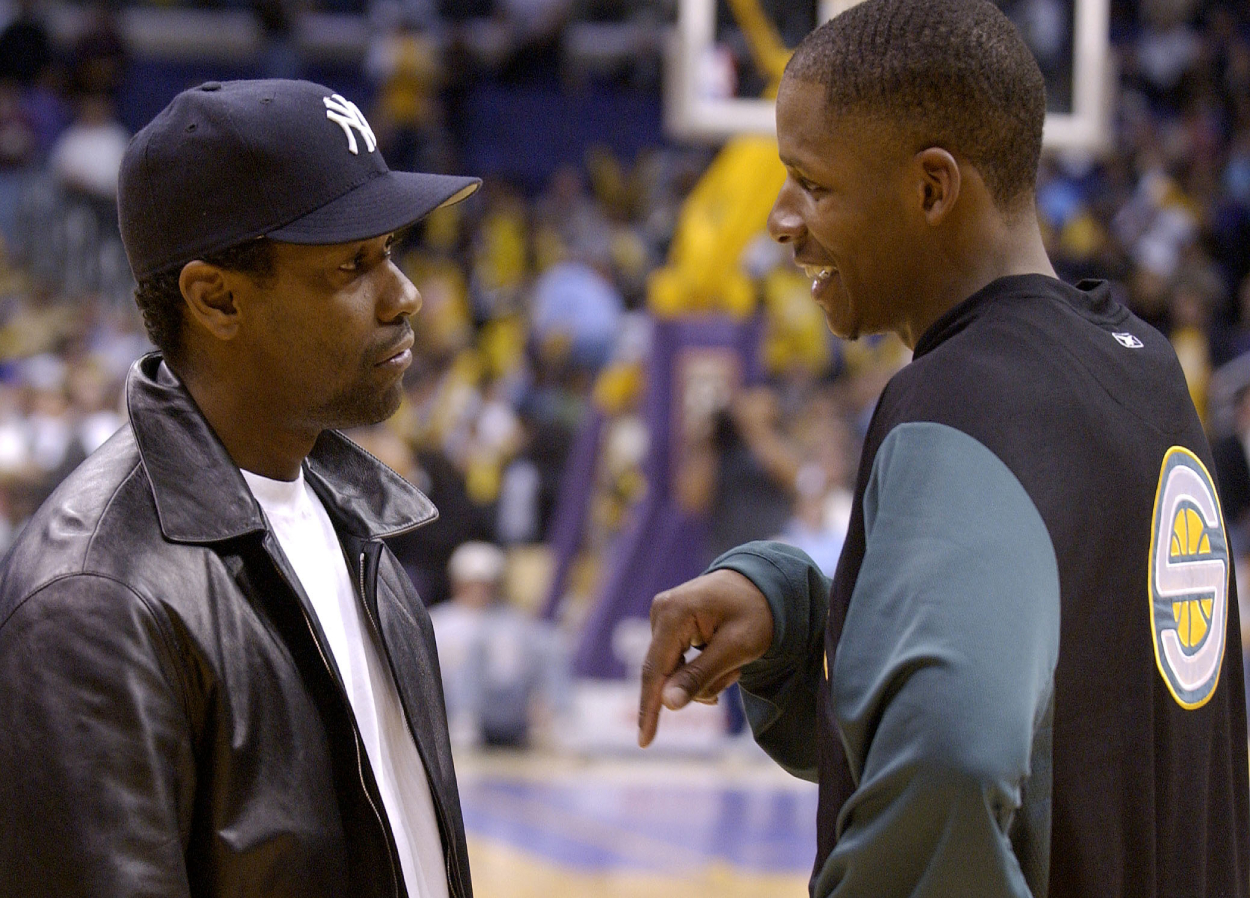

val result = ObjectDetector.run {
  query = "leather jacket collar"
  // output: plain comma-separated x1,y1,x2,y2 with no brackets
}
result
126,353,438,545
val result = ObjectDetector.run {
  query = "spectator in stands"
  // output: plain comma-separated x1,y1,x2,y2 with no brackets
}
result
1122,0,1203,109
0,0,53,91
529,249,624,373
775,463,843,578
0,80,37,252
494,0,571,84
36,3,129,299
1170,247,1227,414
677,383,802,562
64,353,124,455
1211,379,1250,736
252,0,305,81
1213,383,1250,551
0,0,55,255
467,179,529,321
532,164,612,265
349,420,492,607
776,398,854,577
366,0,449,173
46,88,130,300
65,1,129,102
495,398,574,545
1219,271,1250,365
430,540,569,748
47,92,128,206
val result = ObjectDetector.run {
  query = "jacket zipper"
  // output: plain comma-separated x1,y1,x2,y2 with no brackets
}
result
294,571,401,898
358,550,467,898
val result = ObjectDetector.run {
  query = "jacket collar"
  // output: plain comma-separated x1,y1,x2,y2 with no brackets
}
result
912,275,1119,360
126,353,437,545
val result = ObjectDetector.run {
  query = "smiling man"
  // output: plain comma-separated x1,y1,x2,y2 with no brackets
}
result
639,1,1250,896
0,79,479,898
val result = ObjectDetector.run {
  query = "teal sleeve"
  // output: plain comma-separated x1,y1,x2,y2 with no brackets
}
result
815,422,1060,898
706,540,830,781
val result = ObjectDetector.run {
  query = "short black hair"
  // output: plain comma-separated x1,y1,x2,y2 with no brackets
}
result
132,238,275,365
785,0,1046,211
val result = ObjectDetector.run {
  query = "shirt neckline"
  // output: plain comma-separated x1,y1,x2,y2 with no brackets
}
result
241,466,306,510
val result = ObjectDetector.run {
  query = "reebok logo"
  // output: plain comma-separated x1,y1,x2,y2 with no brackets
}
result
323,94,377,155
1113,332,1144,349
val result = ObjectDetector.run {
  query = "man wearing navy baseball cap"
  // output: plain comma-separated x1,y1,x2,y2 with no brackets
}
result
0,79,481,898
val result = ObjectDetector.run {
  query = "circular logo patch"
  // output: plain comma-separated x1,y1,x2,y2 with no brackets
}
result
1148,447,1229,709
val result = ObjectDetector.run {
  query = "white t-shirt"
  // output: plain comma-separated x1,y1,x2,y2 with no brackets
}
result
241,468,449,898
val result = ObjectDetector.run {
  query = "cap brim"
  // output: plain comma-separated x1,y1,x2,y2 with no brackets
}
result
266,171,480,244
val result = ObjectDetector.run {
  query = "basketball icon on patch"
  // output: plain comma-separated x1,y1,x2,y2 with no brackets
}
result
1148,447,1229,709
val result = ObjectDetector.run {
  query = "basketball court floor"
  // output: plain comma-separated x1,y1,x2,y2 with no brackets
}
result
455,745,818,898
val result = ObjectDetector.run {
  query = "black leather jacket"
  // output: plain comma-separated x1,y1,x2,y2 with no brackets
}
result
0,355,473,898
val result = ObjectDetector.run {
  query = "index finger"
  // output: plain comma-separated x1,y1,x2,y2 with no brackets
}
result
637,591,695,747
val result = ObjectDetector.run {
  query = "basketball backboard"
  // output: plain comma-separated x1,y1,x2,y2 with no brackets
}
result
665,0,1112,152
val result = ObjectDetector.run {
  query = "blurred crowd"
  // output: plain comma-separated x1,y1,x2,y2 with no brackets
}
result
2,0,1250,739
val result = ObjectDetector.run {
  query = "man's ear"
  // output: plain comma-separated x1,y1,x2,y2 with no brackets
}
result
914,147,962,226
179,261,241,341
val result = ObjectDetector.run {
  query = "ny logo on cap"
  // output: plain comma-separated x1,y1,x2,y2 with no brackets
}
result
323,94,377,155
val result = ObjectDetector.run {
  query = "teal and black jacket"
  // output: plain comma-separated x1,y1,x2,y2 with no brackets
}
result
716,275,1250,897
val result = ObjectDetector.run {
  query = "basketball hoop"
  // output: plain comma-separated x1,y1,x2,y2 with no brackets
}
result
666,0,1113,153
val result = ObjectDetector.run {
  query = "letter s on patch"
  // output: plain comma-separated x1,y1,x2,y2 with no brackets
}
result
1148,446,1229,709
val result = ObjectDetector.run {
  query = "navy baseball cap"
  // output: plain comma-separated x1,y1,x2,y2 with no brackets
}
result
118,79,481,279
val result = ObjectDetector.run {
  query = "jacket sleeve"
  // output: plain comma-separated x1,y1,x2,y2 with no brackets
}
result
707,540,830,782
0,575,195,898
813,422,1060,898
